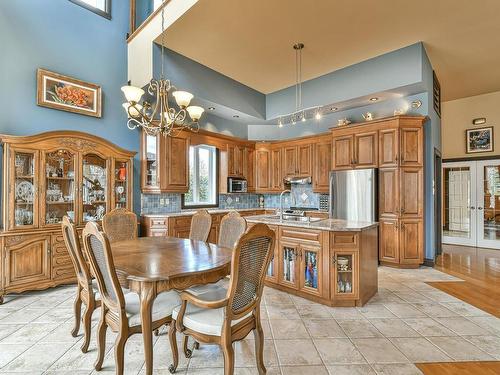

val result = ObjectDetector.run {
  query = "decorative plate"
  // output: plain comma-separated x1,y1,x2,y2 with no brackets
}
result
16,181,34,203
116,186,124,194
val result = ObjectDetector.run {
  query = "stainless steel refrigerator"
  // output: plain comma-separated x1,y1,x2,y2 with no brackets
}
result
329,168,377,222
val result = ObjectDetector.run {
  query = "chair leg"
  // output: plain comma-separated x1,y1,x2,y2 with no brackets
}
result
183,335,193,358
114,331,128,375
253,323,266,375
71,287,82,337
168,321,179,374
80,299,94,353
94,310,107,371
221,339,235,375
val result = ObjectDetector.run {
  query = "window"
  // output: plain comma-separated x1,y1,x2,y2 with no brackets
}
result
182,145,218,208
153,0,164,11
70,0,111,19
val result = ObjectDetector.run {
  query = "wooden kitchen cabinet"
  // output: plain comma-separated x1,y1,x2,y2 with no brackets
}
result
313,137,332,193
399,219,423,265
400,167,423,217
255,144,271,192
332,135,353,170
353,131,378,168
379,128,399,167
283,143,312,177
246,147,256,192
379,168,399,219
331,250,359,300
271,146,283,191
278,240,300,290
299,243,323,298
379,219,400,264
400,126,423,166
164,133,190,192
227,143,244,177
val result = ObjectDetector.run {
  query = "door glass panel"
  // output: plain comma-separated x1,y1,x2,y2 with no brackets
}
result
282,247,295,283
114,161,128,209
13,152,35,227
145,134,158,187
443,167,471,238
336,253,354,294
303,250,318,289
82,154,107,222
45,150,76,224
483,165,500,241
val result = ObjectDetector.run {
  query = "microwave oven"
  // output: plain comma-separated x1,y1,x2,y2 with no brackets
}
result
228,177,247,193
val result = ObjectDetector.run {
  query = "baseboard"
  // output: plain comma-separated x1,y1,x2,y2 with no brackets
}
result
423,258,435,267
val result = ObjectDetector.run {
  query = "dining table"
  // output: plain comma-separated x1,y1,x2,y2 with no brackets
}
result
111,236,233,375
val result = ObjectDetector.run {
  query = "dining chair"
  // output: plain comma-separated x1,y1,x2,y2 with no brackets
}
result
168,223,276,375
102,208,138,243
218,210,247,249
82,221,181,374
189,209,212,242
61,216,101,353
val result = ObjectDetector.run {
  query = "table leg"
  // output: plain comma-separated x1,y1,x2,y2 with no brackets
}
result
140,282,156,375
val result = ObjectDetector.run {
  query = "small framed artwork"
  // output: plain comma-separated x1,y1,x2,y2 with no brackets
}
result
466,126,494,153
37,68,102,117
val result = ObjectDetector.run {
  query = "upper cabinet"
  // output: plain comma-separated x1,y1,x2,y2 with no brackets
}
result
271,146,283,191
332,135,354,170
332,131,378,170
283,143,313,177
400,125,423,166
313,137,332,193
1,131,135,231
255,144,271,191
379,127,399,167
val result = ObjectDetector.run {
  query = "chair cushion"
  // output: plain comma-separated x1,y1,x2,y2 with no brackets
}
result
125,290,181,326
172,288,252,336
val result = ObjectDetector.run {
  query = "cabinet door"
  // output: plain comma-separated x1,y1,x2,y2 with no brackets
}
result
331,250,358,300
112,159,132,210
9,149,40,230
379,128,399,167
278,241,299,289
379,168,399,219
141,132,160,192
297,144,313,175
299,244,323,297
165,134,190,192
246,148,256,192
379,219,399,264
81,153,109,223
283,146,297,176
400,127,423,166
256,148,271,190
354,131,378,168
271,148,283,191
41,149,77,227
227,144,237,176
400,167,423,217
400,219,423,264
313,139,332,193
265,225,279,284
332,135,353,170
4,235,51,289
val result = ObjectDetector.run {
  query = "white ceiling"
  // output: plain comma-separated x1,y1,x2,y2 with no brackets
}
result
160,0,500,101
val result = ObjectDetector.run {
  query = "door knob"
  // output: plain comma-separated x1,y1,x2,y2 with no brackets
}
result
478,207,483,210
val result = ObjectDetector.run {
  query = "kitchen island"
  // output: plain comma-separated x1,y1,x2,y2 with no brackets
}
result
246,214,379,307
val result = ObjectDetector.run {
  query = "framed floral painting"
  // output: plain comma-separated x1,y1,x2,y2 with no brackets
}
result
466,126,494,153
37,68,102,117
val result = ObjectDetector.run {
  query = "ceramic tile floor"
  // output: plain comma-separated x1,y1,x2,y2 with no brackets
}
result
1,266,500,374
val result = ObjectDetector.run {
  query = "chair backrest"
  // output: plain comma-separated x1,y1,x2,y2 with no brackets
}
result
82,221,125,312
226,223,275,318
102,208,137,243
61,216,92,286
189,209,212,242
218,210,247,250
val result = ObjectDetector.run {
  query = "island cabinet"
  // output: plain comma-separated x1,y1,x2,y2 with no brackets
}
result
331,116,426,268
0,131,136,304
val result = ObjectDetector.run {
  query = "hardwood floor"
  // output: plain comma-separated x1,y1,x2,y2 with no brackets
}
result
431,244,500,317
416,361,500,375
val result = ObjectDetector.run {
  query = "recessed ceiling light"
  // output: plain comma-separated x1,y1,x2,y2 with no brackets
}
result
233,115,239,118
208,106,215,111
330,107,338,111
369,97,379,102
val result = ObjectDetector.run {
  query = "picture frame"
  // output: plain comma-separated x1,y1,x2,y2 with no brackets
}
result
466,126,494,153
37,68,102,118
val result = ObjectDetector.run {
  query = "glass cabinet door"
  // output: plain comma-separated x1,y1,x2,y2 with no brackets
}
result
333,251,357,298
42,149,76,226
300,245,322,296
11,150,39,229
113,159,130,209
81,154,108,222
143,133,159,189
279,242,299,289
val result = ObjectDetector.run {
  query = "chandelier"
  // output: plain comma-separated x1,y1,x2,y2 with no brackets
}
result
121,1,204,137
277,43,322,128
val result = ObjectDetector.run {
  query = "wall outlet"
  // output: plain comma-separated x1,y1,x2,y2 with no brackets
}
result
165,198,170,205
160,198,165,205
235,197,240,202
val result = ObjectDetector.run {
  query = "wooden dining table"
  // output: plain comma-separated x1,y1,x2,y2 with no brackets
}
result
111,236,233,375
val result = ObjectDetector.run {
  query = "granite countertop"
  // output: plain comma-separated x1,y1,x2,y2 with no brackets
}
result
142,208,270,218
245,215,378,232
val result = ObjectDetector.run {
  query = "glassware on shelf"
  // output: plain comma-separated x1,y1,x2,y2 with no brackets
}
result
114,161,128,209
13,152,36,227
283,247,295,282
304,250,318,289
82,154,107,222
336,254,353,294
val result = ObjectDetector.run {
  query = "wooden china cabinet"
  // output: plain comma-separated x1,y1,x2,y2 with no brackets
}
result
0,131,135,303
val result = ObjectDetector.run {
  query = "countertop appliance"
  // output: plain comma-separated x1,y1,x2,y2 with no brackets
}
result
228,177,247,193
329,168,377,222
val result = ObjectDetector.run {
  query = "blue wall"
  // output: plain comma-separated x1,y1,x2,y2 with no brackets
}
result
0,0,141,215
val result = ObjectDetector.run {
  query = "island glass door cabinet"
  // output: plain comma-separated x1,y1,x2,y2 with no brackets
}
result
0,131,136,303
442,159,500,249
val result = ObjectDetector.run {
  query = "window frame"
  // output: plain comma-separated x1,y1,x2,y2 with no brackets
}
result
181,145,219,209
69,0,111,20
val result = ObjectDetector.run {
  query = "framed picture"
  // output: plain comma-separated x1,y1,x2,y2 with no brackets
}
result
37,68,102,118
466,126,494,153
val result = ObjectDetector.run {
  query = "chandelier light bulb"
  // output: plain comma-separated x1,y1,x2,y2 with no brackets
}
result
315,112,321,120
121,85,145,104
122,102,143,118
172,91,194,108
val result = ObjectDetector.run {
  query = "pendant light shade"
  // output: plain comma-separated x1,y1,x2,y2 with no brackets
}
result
121,85,145,103
186,105,204,121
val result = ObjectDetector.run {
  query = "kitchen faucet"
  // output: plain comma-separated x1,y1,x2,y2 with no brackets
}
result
279,189,291,221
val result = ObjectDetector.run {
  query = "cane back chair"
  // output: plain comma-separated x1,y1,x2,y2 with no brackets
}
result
189,209,212,242
102,208,138,243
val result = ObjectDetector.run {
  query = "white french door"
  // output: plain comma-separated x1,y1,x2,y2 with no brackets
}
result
442,160,500,249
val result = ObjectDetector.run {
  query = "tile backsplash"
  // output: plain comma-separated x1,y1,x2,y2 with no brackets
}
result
263,184,329,210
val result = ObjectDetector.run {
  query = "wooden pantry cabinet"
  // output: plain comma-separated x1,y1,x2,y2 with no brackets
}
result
0,131,136,303
331,116,426,268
